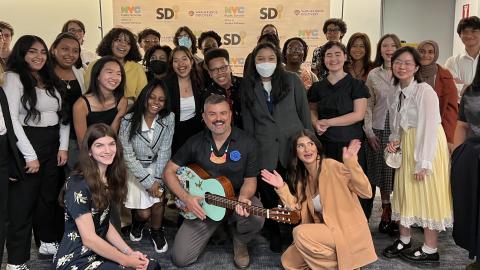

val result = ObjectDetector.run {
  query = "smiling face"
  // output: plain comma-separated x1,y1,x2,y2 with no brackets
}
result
380,37,397,63
460,27,480,49
324,45,347,73
1,28,12,49
350,38,366,61
393,52,418,85
286,39,304,64
418,43,436,66
25,41,47,72
296,136,318,165
111,33,131,61
97,61,122,92
67,22,85,45
325,23,342,42
89,135,117,168
140,34,160,53
145,86,166,118
53,38,80,69
208,57,231,88
172,50,193,78
203,101,232,136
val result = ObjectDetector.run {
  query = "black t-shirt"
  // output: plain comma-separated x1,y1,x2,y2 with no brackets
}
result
172,127,258,194
308,73,370,142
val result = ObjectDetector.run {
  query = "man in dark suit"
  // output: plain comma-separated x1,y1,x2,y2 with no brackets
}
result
0,86,25,265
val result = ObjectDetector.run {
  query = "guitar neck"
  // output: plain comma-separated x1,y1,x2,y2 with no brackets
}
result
205,193,270,218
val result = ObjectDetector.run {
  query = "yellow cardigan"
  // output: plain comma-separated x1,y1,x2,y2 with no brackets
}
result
276,156,377,270
84,60,147,99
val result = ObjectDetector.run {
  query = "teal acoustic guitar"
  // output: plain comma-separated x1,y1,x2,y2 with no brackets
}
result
175,164,299,224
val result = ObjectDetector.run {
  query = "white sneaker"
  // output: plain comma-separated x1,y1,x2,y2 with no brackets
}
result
38,241,58,256
6,264,30,270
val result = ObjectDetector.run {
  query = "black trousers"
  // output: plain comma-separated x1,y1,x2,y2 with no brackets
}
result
0,134,9,265
6,126,63,264
319,138,375,220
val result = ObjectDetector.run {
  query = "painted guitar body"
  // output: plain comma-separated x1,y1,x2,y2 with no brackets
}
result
176,164,235,221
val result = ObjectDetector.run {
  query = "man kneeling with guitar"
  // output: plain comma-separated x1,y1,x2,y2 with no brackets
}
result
163,94,265,268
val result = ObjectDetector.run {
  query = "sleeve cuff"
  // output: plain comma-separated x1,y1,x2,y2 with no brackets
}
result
415,160,433,174
141,175,155,190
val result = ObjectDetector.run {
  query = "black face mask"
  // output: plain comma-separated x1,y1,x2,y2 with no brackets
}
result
149,60,168,75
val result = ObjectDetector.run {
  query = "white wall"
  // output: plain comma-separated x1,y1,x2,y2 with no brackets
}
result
383,0,455,64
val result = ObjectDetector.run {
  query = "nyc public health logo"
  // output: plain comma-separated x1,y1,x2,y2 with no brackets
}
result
156,6,179,20
259,5,283,19
225,6,245,17
120,5,142,16
298,29,320,40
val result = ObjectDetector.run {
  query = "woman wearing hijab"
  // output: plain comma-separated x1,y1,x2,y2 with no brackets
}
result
417,40,458,152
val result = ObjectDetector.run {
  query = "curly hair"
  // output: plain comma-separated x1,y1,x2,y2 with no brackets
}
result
197,30,222,49
282,37,308,63
96,28,142,62
137,28,160,43
173,26,198,55
322,18,347,39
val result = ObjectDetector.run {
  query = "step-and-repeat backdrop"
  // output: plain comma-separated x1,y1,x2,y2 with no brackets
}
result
113,1,330,74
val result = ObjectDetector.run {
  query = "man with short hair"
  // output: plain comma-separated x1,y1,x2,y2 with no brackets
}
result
137,28,161,55
0,21,13,62
163,94,264,269
445,16,480,99
204,48,243,127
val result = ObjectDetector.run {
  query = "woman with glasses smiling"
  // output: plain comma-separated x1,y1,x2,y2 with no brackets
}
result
383,46,452,264
282,37,318,90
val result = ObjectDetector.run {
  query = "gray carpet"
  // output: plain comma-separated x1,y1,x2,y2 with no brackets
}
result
1,195,474,270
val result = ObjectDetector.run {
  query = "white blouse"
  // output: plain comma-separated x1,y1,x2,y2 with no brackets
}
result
364,66,396,137
179,96,196,121
388,79,441,174
4,72,69,162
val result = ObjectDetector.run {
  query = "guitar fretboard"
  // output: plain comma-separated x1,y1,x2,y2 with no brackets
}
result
205,193,270,218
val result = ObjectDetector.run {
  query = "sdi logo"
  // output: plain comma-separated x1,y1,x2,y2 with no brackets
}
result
223,32,246,46
259,5,283,19
156,6,179,20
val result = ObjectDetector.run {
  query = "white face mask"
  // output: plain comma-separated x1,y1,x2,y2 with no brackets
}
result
255,62,276,78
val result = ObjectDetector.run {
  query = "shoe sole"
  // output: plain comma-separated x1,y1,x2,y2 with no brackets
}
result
129,232,143,242
152,237,168,253
399,253,440,265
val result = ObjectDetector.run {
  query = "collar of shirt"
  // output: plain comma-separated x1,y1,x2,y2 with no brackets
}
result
141,115,158,132
202,126,239,146
460,49,480,61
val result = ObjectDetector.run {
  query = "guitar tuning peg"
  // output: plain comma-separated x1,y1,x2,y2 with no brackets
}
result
277,205,283,208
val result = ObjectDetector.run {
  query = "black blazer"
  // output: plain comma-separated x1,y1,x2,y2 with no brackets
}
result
0,87,25,181
164,74,204,124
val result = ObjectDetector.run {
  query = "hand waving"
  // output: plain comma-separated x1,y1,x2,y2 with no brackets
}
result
342,139,361,161
260,169,284,189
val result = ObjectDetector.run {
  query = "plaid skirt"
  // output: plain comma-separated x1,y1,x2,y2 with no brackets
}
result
365,113,395,192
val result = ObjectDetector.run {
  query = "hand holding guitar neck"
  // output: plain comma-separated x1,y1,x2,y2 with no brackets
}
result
236,196,252,217
260,169,285,189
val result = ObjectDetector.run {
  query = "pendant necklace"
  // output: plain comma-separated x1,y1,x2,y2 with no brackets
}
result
63,80,71,90
209,140,230,164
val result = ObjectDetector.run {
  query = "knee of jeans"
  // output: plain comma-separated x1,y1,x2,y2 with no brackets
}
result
171,248,195,267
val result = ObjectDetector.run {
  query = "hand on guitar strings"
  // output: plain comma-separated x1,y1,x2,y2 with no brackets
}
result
185,194,207,220
236,196,252,217
260,169,285,189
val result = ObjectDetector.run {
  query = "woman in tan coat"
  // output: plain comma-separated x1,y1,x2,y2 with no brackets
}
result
261,129,377,270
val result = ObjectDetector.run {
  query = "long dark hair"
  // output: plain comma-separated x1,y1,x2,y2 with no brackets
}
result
346,32,373,74
287,129,324,205
391,46,423,86
50,32,82,69
373,34,401,68
96,28,142,62
76,123,127,210
169,46,204,91
243,41,291,108
86,56,125,104
6,35,66,124
126,79,171,141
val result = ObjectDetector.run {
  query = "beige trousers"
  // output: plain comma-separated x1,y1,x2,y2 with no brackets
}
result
282,223,338,270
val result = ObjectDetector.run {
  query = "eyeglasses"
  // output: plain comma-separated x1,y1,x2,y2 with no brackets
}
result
326,27,340,33
392,60,416,68
143,38,160,44
68,28,84,34
209,65,229,74
287,46,304,53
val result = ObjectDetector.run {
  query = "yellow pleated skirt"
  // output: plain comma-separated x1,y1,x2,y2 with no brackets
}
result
391,125,453,231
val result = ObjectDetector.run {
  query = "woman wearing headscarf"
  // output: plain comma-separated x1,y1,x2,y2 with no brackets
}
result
417,40,458,152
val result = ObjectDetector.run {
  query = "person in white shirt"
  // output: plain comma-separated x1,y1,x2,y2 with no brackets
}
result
445,16,480,99
61,19,97,69
383,46,452,264
3,35,69,270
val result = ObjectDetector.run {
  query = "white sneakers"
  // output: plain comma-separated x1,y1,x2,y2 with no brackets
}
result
6,264,30,270
38,241,59,256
